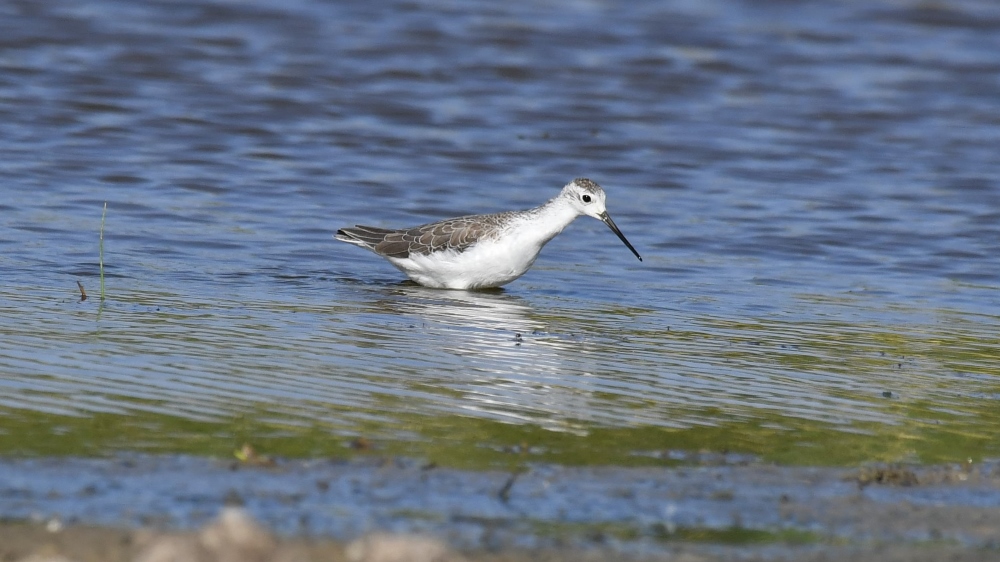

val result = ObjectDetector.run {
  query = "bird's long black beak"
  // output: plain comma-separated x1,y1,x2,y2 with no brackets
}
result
600,211,642,262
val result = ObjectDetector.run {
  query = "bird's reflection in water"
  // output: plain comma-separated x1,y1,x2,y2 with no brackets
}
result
385,285,536,335
369,284,603,432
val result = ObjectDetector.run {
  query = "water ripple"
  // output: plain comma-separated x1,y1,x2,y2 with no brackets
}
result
1,0,998,464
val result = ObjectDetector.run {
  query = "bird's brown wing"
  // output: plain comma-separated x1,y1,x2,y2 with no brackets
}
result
338,212,515,259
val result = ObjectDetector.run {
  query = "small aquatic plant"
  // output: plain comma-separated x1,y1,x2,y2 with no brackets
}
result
99,201,106,301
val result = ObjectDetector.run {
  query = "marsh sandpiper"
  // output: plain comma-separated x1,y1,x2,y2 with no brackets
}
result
336,178,641,289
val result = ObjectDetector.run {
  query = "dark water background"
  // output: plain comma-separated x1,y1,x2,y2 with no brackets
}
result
1,0,999,467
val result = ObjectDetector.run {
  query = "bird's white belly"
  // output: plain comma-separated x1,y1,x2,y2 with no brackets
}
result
387,239,541,290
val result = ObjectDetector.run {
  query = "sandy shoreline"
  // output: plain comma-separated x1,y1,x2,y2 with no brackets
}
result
4,515,1000,562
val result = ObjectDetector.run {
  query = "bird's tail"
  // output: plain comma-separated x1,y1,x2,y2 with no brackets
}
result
335,225,395,252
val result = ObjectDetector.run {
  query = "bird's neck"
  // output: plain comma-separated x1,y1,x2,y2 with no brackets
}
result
518,196,579,247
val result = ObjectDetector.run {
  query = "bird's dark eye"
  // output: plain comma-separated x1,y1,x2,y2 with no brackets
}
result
582,194,592,203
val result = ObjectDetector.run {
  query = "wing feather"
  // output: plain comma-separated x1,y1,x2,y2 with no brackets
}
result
336,211,519,259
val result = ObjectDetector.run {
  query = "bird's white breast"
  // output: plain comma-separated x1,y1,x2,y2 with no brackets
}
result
387,231,544,289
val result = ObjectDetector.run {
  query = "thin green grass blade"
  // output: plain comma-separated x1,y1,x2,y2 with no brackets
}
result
100,202,106,302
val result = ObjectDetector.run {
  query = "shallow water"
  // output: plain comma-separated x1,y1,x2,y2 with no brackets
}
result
4,455,1000,550
0,454,1000,548
1,0,999,467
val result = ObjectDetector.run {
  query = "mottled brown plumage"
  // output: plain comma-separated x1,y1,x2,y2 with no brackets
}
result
337,211,523,259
